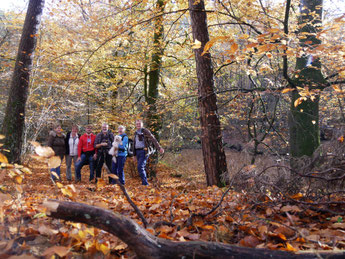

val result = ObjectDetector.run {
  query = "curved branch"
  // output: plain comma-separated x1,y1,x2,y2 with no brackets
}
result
43,200,344,259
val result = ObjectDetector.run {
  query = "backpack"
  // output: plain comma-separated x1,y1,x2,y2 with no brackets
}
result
121,135,134,157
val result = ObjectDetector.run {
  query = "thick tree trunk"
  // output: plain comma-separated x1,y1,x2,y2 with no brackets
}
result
1,0,44,163
289,0,326,167
188,0,228,186
146,0,165,177
44,200,345,259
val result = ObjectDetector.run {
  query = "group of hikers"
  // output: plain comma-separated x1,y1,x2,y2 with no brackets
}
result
47,119,164,186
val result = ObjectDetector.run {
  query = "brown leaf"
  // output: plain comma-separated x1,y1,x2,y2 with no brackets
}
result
239,236,261,248
258,225,268,238
38,225,58,236
332,223,345,229
280,205,302,213
42,246,70,257
274,226,295,238
149,203,160,211
186,233,200,240
157,225,174,234
8,255,37,259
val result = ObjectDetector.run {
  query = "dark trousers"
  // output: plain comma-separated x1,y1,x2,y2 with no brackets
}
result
75,153,94,181
95,151,112,180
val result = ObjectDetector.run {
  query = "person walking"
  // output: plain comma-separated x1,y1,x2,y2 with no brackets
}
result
110,125,128,185
47,123,65,182
65,125,80,182
94,122,114,183
133,119,164,185
75,125,96,183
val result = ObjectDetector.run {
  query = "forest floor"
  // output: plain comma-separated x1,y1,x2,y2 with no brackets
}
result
0,149,345,258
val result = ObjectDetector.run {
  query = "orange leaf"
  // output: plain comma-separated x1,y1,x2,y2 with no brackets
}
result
15,175,23,184
283,242,298,252
201,225,215,230
281,88,294,94
0,153,8,163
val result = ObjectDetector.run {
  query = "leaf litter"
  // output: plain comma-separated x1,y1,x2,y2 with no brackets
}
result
0,158,344,258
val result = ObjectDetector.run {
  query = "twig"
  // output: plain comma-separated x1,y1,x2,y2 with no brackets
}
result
104,164,148,228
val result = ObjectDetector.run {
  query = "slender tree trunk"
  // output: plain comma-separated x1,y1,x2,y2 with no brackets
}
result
146,0,165,178
289,0,326,167
1,0,45,163
188,0,228,186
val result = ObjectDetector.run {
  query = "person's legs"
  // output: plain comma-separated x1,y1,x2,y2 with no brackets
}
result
88,154,95,181
117,156,126,185
105,153,113,183
75,153,87,182
72,155,78,181
50,166,61,181
95,153,104,179
110,159,117,184
65,155,72,181
137,150,149,185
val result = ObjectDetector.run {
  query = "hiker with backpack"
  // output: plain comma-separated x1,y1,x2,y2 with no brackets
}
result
110,125,129,185
133,119,164,186
94,122,114,183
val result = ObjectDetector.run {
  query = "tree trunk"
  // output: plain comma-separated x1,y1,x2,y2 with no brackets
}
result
44,200,345,259
146,0,165,178
188,0,228,186
289,0,326,167
1,0,45,163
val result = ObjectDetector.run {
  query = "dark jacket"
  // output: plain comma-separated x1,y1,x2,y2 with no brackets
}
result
47,131,66,158
65,131,81,155
133,128,161,156
94,130,114,152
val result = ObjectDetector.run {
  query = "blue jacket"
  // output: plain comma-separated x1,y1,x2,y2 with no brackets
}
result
118,134,128,157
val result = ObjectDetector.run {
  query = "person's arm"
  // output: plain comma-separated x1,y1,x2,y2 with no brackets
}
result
143,128,164,154
65,132,70,154
77,136,83,158
119,136,128,151
133,133,137,157
47,134,54,148
94,133,108,149
143,128,160,149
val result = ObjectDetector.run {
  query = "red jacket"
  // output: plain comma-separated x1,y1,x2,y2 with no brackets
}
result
78,133,96,157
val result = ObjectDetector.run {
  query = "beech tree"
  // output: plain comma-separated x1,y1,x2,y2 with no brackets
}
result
188,0,228,186
288,0,326,164
145,0,166,177
1,0,45,163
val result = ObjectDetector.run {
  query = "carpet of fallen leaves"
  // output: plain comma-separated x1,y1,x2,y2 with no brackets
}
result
1,152,345,258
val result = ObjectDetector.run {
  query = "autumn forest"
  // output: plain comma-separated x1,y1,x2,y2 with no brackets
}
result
0,0,344,258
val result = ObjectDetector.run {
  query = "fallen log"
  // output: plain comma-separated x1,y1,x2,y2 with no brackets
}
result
43,200,345,259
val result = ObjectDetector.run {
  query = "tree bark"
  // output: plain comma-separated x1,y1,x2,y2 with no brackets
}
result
1,0,45,163
289,0,326,166
44,200,345,259
188,0,228,186
146,0,165,178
